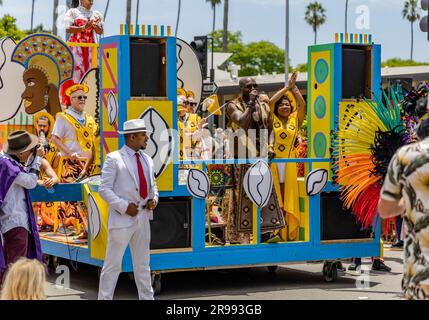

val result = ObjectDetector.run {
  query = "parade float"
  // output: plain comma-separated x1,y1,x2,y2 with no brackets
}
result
0,27,383,293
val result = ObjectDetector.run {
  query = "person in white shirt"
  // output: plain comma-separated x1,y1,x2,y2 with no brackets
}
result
98,119,159,300
0,131,44,284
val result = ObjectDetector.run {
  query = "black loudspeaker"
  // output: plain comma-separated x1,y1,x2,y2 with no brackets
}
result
130,38,167,97
150,197,191,250
342,46,370,99
320,192,372,241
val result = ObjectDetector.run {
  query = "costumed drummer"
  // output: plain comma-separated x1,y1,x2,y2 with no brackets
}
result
0,131,44,284
269,72,307,241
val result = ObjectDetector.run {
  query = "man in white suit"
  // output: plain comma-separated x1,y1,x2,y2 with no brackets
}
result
98,119,159,300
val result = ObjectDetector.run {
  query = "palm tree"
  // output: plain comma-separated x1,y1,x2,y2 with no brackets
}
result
175,0,181,37
53,0,59,35
304,1,327,45
206,0,221,35
402,0,420,61
126,0,132,26
223,0,229,52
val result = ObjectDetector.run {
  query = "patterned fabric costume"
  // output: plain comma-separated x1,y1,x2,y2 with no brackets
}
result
271,112,301,241
65,5,103,83
381,139,429,300
224,97,285,243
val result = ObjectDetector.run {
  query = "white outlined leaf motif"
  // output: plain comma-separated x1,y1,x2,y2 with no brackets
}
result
243,160,273,208
187,169,210,199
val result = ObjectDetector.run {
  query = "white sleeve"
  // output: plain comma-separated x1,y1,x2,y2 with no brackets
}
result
149,157,159,203
14,156,42,190
51,116,66,139
94,11,104,27
64,9,76,29
99,154,129,215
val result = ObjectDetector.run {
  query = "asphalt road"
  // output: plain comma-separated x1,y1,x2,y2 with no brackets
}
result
45,247,405,300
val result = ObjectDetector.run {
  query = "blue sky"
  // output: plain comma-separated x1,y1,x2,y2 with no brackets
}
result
1,0,428,66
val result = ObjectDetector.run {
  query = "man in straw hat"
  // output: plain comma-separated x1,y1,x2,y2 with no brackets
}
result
0,131,44,284
98,119,159,300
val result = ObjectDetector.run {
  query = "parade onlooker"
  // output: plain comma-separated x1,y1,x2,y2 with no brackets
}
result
0,258,46,300
0,131,44,284
378,117,429,300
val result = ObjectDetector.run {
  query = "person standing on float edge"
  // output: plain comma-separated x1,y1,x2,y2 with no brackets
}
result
98,119,159,300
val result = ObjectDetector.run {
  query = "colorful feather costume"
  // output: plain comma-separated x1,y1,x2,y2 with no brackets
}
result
332,86,413,232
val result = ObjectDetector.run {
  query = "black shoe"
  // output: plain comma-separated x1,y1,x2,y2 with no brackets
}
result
337,262,346,271
392,241,404,249
372,260,391,272
348,258,362,271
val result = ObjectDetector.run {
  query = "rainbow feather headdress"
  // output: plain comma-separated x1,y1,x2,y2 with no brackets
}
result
332,86,411,229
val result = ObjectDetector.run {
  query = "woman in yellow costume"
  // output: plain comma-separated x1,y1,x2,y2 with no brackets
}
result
177,88,206,161
269,72,307,241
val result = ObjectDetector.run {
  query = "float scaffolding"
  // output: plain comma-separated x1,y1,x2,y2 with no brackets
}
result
27,28,381,293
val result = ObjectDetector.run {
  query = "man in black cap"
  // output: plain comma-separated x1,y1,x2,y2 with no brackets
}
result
0,131,44,283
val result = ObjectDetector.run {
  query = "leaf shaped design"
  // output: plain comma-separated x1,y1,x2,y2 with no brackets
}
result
107,91,118,125
306,169,328,196
176,38,203,105
187,169,210,199
243,160,273,208
140,107,173,178
87,193,101,241
0,37,25,123
80,68,100,121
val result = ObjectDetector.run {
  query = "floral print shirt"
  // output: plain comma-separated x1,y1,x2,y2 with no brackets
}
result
381,138,429,300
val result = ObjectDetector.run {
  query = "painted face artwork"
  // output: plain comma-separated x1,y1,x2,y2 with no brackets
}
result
21,68,49,115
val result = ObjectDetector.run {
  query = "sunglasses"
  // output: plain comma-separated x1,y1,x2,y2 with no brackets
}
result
245,83,259,90
72,95,88,101
189,102,197,107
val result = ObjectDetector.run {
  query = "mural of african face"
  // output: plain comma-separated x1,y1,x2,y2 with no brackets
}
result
11,34,74,118
21,68,50,115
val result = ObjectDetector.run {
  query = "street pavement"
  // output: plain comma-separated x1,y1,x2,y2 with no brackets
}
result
45,246,405,300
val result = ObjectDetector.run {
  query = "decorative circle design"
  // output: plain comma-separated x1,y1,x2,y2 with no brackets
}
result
313,132,327,158
314,96,327,119
315,59,329,84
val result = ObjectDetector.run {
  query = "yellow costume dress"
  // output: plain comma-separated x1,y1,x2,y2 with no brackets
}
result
271,112,301,241
178,113,201,160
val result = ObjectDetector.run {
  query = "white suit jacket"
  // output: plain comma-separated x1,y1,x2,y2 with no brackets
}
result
99,146,159,230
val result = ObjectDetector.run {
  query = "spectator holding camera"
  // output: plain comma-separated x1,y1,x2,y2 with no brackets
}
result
0,131,44,285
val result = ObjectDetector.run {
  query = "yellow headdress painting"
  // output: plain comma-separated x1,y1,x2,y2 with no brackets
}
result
11,34,74,117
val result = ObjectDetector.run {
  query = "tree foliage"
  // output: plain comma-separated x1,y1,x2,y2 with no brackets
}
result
0,15,26,40
382,58,429,68
210,30,291,76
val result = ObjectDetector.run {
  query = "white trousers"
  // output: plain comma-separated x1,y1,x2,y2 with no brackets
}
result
98,214,154,300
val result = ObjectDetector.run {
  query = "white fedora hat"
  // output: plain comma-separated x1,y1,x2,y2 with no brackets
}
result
118,119,153,135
